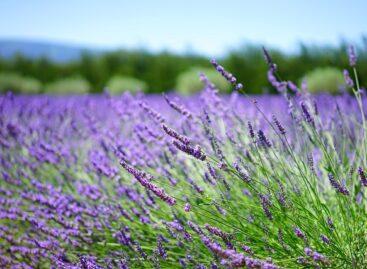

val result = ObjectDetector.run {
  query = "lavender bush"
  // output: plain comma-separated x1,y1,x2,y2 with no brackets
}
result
0,47,366,268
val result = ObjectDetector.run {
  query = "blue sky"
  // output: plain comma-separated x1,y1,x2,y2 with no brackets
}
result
0,0,366,55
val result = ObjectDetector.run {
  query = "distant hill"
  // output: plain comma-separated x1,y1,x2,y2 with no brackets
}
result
0,39,105,62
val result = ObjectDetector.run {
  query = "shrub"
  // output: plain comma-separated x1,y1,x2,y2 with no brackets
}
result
175,67,230,95
44,77,90,95
0,72,41,94
106,76,147,95
302,67,345,94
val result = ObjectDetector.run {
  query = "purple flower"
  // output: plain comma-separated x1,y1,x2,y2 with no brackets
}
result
247,121,255,139
241,245,253,254
79,255,103,269
320,234,330,244
162,124,191,145
287,81,298,92
304,247,327,264
163,93,193,119
259,194,273,220
233,162,251,182
327,217,335,230
301,102,314,126
262,47,277,71
120,161,176,206
184,203,191,212
205,224,231,242
328,173,349,195
257,130,271,148
139,101,166,123
294,227,306,239
172,140,206,161
156,235,167,260
348,45,357,67
272,115,286,135
304,247,312,256
358,167,367,186
210,59,243,90
235,83,243,91
343,69,354,88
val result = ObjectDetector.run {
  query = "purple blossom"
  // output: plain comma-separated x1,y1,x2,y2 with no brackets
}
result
205,224,231,242
304,247,327,264
247,121,255,139
301,102,314,126
272,115,286,135
259,194,273,220
184,203,191,212
172,140,206,161
162,124,191,145
358,167,367,186
348,45,357,67
156,235,168,259
320,234,330,244
233,162,251,182
120,161,176,205
210,59,243,90
257,130,271,148
343,69,354,88
294,227,306,239
328,173,349,195
262,46,277,71
163,93,193,119
287,81,298,92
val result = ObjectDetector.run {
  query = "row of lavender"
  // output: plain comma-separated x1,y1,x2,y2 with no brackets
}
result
1,47,366,268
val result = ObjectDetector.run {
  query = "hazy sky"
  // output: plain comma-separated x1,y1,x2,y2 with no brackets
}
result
0,0,366,55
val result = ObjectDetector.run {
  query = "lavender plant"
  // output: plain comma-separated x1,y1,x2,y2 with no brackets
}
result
0,46,366,268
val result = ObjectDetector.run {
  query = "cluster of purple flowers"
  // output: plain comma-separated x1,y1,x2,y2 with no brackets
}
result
1,45,366,268
328,173,350,195
120,161,176,206
211,59,243,91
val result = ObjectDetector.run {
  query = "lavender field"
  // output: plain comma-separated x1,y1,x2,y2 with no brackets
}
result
1,49,367,268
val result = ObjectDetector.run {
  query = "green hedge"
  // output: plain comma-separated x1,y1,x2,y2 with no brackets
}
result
175,67,230,95
44,77,90,95
106,76,147,95
0,73,41,94
302,67,345,94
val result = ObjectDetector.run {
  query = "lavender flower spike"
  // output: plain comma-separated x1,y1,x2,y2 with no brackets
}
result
348,45,357,67
262,46,277,71
172,140,206,161
304,247,327,264
301,102,315,126
247,121,255,139
233,162,251,182
272,115,286,135
210,59,243,90
343,69,354,88
294,227,306,239
257,130,271,148
139,101,166,123
320,234,330,244
204,224,231,241
162,124,191,145
358,167,367,186
328,173,349,195
259,194,273,220
120,161,176,206
163,93,193,119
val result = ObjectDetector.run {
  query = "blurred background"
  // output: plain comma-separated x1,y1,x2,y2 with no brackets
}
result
0,0,366,95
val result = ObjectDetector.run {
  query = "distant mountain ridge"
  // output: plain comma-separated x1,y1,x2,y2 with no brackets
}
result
0,39,105,62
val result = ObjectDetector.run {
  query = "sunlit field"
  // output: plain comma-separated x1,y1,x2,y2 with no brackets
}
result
1,48,367,268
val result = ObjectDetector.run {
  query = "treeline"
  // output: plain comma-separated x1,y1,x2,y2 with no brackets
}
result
0,40,366,94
